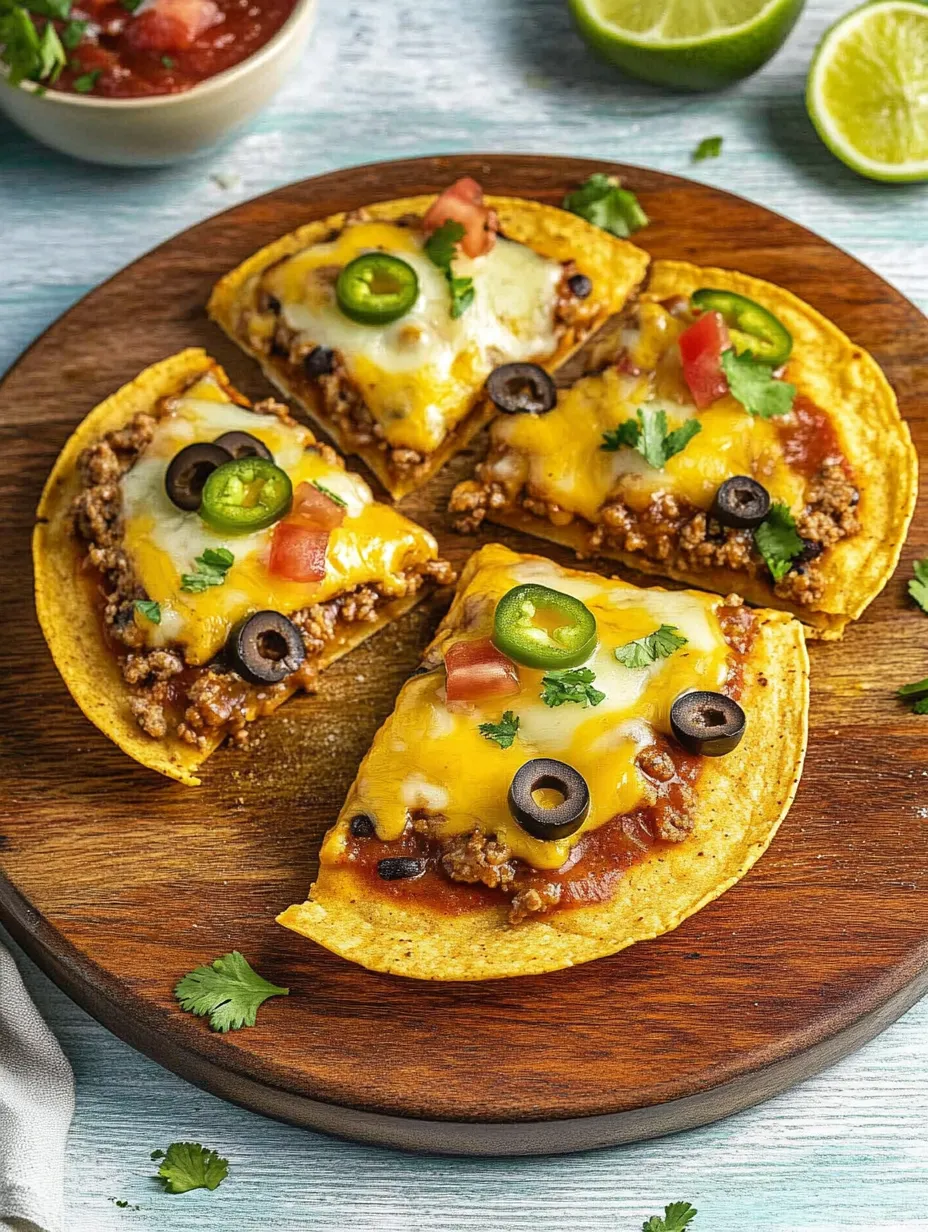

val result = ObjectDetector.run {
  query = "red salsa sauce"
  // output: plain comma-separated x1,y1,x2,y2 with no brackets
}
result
52,0,298,98
776,395,847,480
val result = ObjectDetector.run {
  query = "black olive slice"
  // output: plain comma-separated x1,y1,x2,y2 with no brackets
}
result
711,476,771,530
304,346,336,378
377,857,426,881
212,430,273,462
487,363,557,416
164,442,232,511
567,272,593,299
670,691,746,757
349,814,375,838
227,610,305,685
508,758,590,841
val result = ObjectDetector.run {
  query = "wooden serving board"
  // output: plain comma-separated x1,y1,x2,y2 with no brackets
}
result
2,155,927,1156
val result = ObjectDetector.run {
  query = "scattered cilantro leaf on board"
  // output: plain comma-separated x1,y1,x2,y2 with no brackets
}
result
478,711,520,749
616,625,688,669
312,480,347,508
425,219,475,318
540,667,605,709
134,599,161,624
693,135,723,161
721,348,796,418
898,676,928,714
175,951,289,1033
601,406,701,469
754,502,804,582
563,173,649,238
154,1143,229,1195
642,1202,698,1232
180,547,234,593
908,558,928,613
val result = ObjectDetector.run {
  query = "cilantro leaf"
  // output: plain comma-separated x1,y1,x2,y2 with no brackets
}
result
616,624,687,669
175,951,288,1033
161,54,174,68
61,18,86,48
134,599,161,625
180,547,234,594
721,348,795,418
540,667,605,709
693,136,723,161
478,711,520,749
908,558,928,613
425,220,475,318
914,696,928,715
28,0,72,18
643,1202,698,1232
120,0,143,11
754,502,804,582
563,173,649,238
0,8,41,86
72,68,100,92
36,20,65,81
601,406,701,470
155,1142,229,1195
312,480,347,508
899,677,928,699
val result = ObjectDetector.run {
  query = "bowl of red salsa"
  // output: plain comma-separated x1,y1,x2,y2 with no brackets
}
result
0,0,316,164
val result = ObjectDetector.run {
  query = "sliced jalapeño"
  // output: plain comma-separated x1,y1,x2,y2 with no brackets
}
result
336,253,420,325
690,288,793,367
493,583,597,670
199,457,292,533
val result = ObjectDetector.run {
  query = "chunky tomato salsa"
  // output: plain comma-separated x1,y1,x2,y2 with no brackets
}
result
50,0,298,97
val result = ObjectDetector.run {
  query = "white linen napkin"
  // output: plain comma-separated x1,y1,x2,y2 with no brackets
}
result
0,944,74,1232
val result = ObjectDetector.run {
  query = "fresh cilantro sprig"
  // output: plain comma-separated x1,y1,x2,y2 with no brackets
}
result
174,951,288,1033
601,406,701,470
312,480,347,508
425,219,475,318
0,0,69,87
643,1201,698,1232
616,625,687,669
540,667,604,709
908,558,928,613
563,173,649,238
693,136,723,162
754,502,804,582
898,677,928,714
180,547,234,594
478,711,520,749
722,348,796,418
153,1143,229,1195
134,599,161,625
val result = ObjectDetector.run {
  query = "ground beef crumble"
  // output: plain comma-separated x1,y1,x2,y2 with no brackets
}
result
70,391,452,748
450,451,861,607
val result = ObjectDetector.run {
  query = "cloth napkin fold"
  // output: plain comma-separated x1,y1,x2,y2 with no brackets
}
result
0,944,74,1232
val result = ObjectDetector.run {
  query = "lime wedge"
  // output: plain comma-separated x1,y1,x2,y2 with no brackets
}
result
807,1,928,182
568,0,805,91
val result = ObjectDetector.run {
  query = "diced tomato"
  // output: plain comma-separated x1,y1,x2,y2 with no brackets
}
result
269,521,328,583
679,310,731,409
444,637,520,705
125,0,220,52
422,177,498,259
291,481,346,532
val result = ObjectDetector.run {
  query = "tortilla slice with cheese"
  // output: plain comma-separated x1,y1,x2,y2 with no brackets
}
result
279,543,809,980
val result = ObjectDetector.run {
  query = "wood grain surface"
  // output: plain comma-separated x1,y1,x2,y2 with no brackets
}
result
2,154,927,1154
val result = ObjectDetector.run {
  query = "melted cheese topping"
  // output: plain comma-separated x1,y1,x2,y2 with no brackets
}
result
488,305,807,522
120,374,438,664
261,221,562,455
332,550,731,871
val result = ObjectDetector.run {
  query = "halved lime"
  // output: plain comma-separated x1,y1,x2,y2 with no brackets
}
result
568,0,806,91
807,1,928,182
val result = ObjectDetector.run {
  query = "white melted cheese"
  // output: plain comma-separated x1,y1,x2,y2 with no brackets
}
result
262,221,563,455
118,375,438,664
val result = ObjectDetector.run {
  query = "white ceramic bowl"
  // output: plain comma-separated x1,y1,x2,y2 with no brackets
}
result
0,0,316,166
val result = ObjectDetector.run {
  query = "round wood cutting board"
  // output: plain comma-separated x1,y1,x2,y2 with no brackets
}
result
2,155,927,1156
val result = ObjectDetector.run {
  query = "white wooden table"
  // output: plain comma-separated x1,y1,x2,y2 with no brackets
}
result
2,1,927,1227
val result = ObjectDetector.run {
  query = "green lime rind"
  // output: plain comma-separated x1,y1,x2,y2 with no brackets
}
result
807,0,928,184
567,0,806,91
